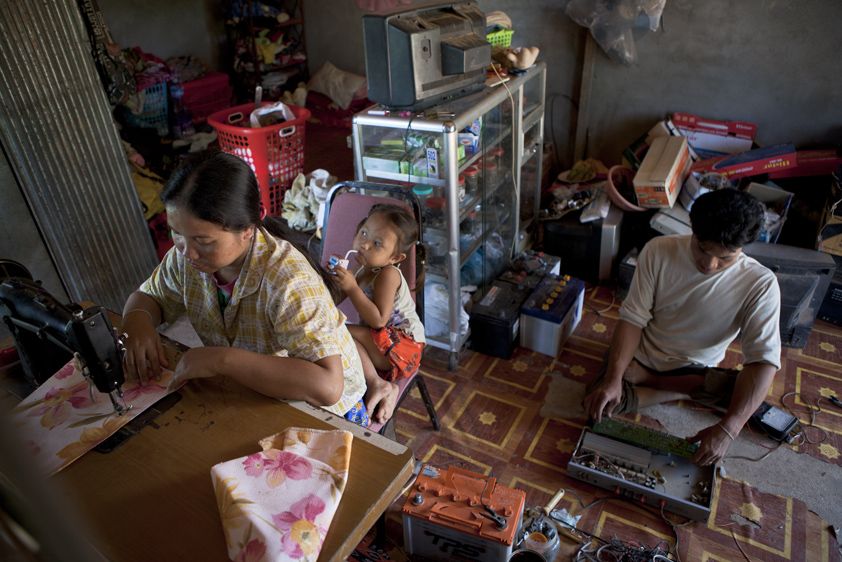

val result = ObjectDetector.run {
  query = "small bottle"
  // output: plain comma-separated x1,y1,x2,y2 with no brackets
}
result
412,184,435,222
457,174,466,202
489,146,505,165
412,184,434,204
483,160,499,188
463,166,479,195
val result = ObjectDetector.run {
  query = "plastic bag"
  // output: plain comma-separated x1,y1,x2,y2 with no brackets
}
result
250,101,294,127
424,282,470,339
565,0,667,65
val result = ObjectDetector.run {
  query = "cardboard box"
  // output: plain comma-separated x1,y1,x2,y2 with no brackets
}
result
633,136,691,208
769,149,842,180
746,182,793,243
622,120,689,170
672,112,756,159
678,171,734,211
691,144,797,179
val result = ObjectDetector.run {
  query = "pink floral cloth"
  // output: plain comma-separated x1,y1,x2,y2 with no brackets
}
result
211,427,353,562
11,360,181,475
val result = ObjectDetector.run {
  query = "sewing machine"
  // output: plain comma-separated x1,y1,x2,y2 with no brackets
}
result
0,275,129,414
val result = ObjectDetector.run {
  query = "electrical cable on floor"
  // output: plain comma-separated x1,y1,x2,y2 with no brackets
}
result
585,293,616,316
730,528,754,562
780,391,829,445
726,440,785,462
659,502,696,562
553,490,692,562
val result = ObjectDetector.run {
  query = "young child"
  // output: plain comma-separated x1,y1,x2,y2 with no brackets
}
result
332,204,426,420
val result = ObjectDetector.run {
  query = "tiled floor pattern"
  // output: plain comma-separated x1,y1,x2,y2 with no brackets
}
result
377,286,842,561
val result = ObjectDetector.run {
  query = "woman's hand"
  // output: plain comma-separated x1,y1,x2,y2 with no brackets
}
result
173,347,226,384
122,309,168,383
332,265,359,293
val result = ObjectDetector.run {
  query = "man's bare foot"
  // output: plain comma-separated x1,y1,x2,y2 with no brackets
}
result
365,379,400,424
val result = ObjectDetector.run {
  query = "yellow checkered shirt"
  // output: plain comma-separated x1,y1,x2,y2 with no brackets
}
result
139,227,366,415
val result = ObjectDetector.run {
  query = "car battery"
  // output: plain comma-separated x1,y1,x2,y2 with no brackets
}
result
402,465,526,562
498,250,562,290
520,276,585,357
469,281,531,359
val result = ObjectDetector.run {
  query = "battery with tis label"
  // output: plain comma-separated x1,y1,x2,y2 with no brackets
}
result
402,465,525,562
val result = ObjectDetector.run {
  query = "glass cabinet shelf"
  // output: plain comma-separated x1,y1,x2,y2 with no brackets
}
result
352,63,546,368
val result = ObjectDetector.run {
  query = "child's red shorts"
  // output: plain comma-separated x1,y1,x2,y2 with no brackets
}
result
370,326,424,381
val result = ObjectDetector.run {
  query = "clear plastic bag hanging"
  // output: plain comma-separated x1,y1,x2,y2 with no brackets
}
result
566,0,667,65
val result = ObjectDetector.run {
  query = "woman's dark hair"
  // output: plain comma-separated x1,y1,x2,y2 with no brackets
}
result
367,203,418,254
162,151,340,301
689,188,766,250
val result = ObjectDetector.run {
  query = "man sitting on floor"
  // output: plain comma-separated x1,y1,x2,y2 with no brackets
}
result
583,189,781,466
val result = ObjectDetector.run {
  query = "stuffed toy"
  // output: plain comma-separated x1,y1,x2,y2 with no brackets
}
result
505,47,540,70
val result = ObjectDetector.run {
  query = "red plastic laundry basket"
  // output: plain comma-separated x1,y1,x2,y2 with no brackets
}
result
208,103,310,216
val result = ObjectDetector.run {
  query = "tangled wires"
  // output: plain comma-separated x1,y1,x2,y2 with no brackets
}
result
575,537,673,561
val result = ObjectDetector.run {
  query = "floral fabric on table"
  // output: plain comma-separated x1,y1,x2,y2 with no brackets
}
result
11,360,181,475
211,427,353,562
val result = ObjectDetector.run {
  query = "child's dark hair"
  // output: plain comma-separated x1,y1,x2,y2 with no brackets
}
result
368,203,418,254
161,151,341,302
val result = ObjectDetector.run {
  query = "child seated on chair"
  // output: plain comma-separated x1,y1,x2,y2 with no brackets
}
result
331,204,426,424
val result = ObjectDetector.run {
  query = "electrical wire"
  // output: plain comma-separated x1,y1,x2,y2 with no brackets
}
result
780,391,829,445
585,292,616,316
726,439,785,462
730,528,754,562
490,63,520,265
554,489,693,562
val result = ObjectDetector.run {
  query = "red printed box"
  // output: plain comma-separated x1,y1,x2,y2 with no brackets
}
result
672,112,757,159
769,149,842,179
691,144,797,179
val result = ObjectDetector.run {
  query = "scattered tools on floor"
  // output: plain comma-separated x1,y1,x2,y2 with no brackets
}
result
517,488,565,560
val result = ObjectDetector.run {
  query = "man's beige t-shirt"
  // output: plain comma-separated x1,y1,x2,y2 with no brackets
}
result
620,235,781,372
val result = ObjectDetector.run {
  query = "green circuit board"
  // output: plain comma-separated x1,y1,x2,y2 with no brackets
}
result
592,419,699,458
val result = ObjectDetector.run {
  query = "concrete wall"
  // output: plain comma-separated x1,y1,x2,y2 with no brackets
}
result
585,0,842,166
304,0,842,171
99,0,226,70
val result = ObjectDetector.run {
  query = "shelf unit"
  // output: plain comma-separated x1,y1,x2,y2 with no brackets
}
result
352,63,546,368
224,0,308,101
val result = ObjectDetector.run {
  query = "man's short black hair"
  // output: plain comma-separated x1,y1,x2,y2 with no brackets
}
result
689,188,766,250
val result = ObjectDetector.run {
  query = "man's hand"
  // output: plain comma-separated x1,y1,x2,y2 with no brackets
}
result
332,266,359,293
583,379,623,422
688,423,734,466
365,376,399,425
173,348,224,384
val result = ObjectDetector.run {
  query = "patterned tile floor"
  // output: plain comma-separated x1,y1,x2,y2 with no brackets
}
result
377,286,842,561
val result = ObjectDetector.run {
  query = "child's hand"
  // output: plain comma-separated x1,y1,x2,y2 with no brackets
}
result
333,266,359,292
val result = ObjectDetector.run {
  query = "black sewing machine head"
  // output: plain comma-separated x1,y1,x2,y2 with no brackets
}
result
0,261,128,414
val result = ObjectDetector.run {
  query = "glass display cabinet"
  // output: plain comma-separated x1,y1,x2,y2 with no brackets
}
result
352,63,546,368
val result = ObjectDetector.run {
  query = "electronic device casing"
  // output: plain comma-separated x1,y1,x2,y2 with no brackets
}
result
751,401,800,442
362,0,491,110
567,427,715,522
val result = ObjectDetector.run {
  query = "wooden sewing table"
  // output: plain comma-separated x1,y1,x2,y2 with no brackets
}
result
51,376,415,561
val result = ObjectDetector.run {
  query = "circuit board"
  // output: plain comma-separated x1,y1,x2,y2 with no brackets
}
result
592,419,699,458
568,426,715,521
